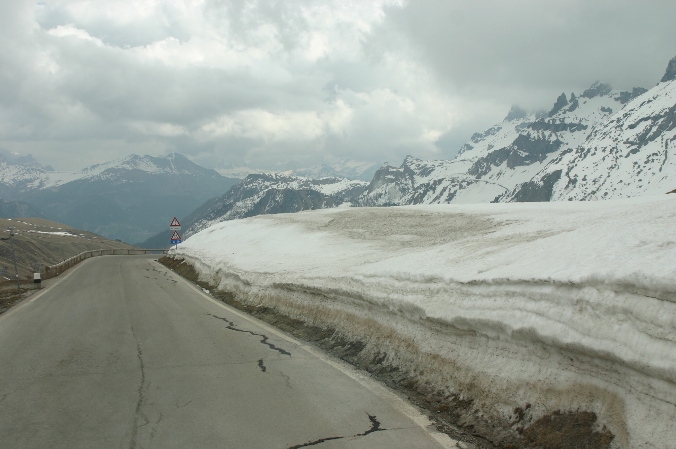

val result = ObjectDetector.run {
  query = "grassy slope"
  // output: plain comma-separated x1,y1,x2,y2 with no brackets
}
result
0,217,136,280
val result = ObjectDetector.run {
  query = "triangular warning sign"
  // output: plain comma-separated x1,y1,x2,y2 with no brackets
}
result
170,217,181,227
171,230,182,240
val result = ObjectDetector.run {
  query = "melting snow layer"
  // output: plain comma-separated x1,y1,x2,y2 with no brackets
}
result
176,195,676,448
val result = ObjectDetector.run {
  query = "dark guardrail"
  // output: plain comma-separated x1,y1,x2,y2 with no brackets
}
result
44,249,169,279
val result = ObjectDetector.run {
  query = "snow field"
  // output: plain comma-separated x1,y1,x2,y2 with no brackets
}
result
176,195,676,448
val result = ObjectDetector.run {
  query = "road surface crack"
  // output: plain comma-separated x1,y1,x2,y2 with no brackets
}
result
258,359,267,372
148,412,163,443
280,371,293,389
129,330,148,449
287,414,384,448
208,314,291,356
0,390,15,404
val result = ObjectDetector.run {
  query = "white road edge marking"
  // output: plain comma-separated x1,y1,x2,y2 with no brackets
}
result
0,257,90,324
163,261,460,449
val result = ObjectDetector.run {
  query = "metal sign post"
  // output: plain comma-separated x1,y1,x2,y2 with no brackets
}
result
170,217,181,230
169,218,182,250
170,230,182,249
6,227,20,293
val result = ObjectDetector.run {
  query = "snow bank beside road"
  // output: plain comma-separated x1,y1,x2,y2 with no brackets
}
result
176,195,676,448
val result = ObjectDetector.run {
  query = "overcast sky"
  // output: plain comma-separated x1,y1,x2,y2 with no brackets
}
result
1,0,675,171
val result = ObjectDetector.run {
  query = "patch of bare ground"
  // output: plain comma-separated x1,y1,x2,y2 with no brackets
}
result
159,256,615,449
522,411,614,449
0,217,135,280
0,281,40,314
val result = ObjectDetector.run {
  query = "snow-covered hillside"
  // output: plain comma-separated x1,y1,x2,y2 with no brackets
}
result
0,153,239,243
358,155,503,206
359,81,652,206
175,194,676,448
185,172,368,237
506,61,676,201
0,153,219,195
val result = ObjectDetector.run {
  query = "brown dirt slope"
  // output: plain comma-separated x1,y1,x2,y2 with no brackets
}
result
0,217,135,280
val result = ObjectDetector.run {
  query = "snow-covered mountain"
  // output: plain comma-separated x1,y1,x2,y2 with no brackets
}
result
0,149,53,171
0,153,239,243
503,57,676,201
0,153,219,196
181,173,368,238
359,78,656,206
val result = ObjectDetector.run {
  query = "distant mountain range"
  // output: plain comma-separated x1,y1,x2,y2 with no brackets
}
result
139,173,368,246
0,153,239,243
4,55,674,248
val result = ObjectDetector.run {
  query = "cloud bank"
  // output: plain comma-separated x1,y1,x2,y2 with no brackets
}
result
0,0,674,170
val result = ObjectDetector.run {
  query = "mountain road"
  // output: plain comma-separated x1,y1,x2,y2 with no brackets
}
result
0,255,455,449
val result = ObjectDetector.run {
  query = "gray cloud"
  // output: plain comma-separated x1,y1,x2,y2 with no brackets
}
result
0,0,674,171
374,0,676,104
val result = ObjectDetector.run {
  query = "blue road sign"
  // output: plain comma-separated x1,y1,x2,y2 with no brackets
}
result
170,230,182,245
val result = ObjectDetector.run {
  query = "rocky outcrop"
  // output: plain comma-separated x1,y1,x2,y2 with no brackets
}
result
549,93,569,117
661,55,676,83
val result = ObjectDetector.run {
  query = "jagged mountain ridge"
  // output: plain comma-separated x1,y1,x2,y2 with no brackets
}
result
0,153,239,243
506,64,676,202
357,55,676,206
182,173,368,238
359,81,649,206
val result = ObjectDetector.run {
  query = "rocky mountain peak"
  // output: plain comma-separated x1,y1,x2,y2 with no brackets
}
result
0,150,49,170
581,82,612,99
549,93,569,117
614,87,648,104
402,155,418,165
661,55,676,83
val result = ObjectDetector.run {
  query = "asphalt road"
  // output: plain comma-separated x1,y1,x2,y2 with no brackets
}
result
0,256,454,449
